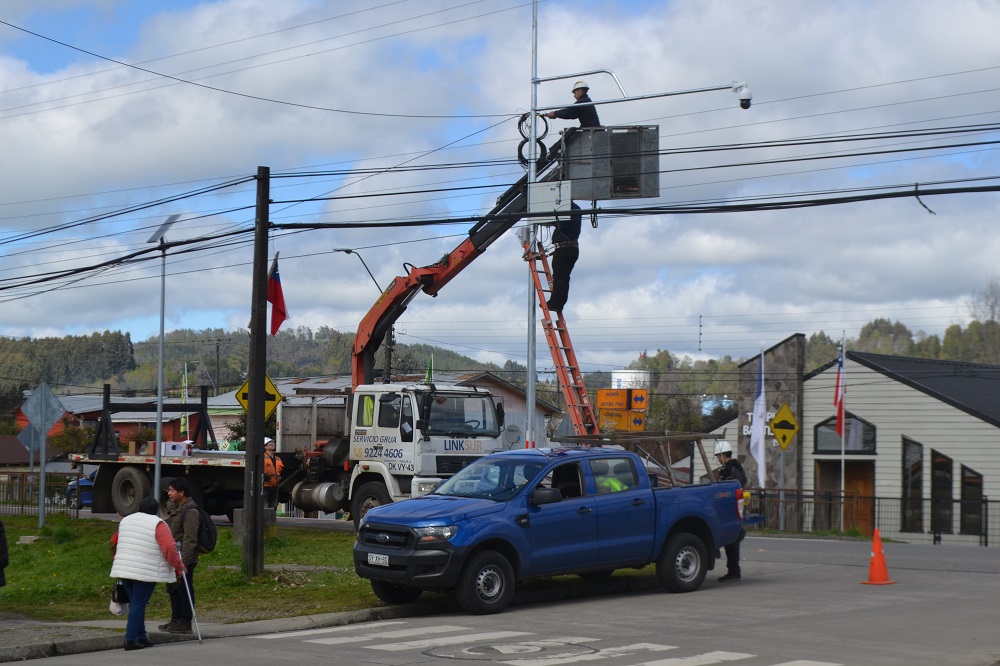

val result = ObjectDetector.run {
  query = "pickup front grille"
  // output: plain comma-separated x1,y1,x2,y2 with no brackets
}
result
358,524,411,549
436,455,477,475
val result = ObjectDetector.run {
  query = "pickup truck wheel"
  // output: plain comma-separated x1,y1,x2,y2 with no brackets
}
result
456,550,515,615
371,580,422,605
352,481,391,529
656,533,707,593
67,489,82,510
111,467,151,516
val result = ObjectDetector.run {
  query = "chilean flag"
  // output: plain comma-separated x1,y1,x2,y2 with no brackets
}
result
267,253,288,336
834,345,845,436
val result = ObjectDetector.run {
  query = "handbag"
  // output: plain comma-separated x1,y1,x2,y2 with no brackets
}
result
111,579,129,604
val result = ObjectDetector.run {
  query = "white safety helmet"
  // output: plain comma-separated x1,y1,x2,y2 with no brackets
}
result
264,437,274,447
571,80,589,92
713,440,733,456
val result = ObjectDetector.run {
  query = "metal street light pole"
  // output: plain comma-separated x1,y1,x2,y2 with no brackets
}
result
147,214,179,500
334,248,392,382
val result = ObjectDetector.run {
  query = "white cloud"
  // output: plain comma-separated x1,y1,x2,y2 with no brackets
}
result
0,0,999,376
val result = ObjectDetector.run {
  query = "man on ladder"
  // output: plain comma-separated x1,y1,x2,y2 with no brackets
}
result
545,202,581,312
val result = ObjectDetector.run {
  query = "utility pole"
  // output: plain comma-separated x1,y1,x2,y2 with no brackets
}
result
243,165,269,577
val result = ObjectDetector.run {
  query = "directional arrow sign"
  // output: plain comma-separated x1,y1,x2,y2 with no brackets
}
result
630,389,648,410
768,402,799,450
236,374,283,421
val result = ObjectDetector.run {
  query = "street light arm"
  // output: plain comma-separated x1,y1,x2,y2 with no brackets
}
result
333,248,382,292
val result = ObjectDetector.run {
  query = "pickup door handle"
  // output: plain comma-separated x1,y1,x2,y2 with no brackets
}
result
631,498,645,506
577,506,592,515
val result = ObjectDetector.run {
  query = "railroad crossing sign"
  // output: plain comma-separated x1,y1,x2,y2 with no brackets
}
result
236,374,283,421
768,402,799,450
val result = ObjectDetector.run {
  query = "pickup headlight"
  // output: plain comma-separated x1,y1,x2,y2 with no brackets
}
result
414,525,458,543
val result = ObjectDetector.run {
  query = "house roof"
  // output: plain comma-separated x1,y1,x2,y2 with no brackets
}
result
0,436,44,465
848,351,1000,428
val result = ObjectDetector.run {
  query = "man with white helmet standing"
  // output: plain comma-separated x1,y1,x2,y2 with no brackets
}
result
714,441,746,581
546,80,601,128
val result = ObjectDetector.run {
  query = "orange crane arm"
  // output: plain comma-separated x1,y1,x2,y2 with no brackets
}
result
351,149,561,388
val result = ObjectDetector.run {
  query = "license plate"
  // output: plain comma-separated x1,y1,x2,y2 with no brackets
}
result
368,553,389,567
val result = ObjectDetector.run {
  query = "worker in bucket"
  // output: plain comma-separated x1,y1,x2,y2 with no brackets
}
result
714,441,747,581
546,80,601,128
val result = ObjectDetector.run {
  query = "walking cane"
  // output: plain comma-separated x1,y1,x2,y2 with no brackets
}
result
181,570,203,644
176,543,203,644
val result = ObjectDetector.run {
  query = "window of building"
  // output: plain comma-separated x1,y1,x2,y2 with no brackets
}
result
814,413,876,454
960,465,983,536
930,449,953,534
901,438,922,532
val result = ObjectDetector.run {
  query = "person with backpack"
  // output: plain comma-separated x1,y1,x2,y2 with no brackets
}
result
714,441,747,582
159,478,200,634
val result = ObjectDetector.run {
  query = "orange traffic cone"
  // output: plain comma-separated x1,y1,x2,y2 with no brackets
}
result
861,528,896,585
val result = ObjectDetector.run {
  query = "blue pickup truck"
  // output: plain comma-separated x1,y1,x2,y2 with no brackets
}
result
354,446,744,614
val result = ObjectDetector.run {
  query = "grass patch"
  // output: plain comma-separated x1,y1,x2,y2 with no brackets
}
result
1,514,382,623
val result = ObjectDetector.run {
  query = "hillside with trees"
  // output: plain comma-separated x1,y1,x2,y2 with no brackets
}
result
4,286,1000,437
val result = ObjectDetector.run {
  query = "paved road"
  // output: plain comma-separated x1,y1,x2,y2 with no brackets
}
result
18,536,1000,665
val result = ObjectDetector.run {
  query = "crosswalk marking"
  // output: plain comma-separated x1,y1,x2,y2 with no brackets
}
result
250,620,843,666
501,642,677,666
640,651,755,666
367,630,534,651
253,621,406,639
305,624,467,646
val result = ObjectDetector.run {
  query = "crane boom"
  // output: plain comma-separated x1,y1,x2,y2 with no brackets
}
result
351,144,562,388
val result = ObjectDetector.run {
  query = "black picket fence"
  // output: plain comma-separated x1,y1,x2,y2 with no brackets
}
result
744,489,998,547
0,476,81,518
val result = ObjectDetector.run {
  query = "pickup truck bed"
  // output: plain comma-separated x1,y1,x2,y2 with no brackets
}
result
355,447,744,614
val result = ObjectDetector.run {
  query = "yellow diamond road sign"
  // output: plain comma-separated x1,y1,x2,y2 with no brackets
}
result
236,374,283,421
768,402,799,450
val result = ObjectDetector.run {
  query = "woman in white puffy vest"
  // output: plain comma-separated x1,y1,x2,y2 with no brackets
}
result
110,496,185,651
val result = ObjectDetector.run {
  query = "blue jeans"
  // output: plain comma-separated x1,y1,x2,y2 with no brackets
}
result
121,579,156,641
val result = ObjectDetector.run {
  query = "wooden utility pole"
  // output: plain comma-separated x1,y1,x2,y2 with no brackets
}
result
242,165,269,577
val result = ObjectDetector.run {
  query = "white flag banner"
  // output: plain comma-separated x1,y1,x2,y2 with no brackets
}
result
749,353,767,488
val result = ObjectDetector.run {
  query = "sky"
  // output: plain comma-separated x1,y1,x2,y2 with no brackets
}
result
2,0,1000,378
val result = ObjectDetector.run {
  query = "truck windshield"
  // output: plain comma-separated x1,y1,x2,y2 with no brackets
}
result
433,458,544,501
421,393,500,438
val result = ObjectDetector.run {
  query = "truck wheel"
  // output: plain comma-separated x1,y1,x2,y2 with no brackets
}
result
351,481,391,529
67,489,82,510
370,579,422,605
656,532,707,593
456,550,515,615
111,467,151,516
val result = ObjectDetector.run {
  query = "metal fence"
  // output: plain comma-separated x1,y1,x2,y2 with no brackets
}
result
745,489,999,547
0,476,80,518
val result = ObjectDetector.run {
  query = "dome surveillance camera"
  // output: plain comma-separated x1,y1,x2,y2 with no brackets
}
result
732,82,752,110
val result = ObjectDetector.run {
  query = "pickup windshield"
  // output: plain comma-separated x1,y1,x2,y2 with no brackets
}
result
433,457,544,501
420,393,501,438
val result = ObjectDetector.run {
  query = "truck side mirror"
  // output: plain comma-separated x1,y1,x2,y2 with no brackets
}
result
529,487,562,506
495,403,505,428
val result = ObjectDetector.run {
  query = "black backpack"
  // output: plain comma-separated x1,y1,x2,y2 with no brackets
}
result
180,504,218,554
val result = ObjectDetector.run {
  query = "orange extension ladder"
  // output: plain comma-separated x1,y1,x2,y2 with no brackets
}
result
523,239,599,436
